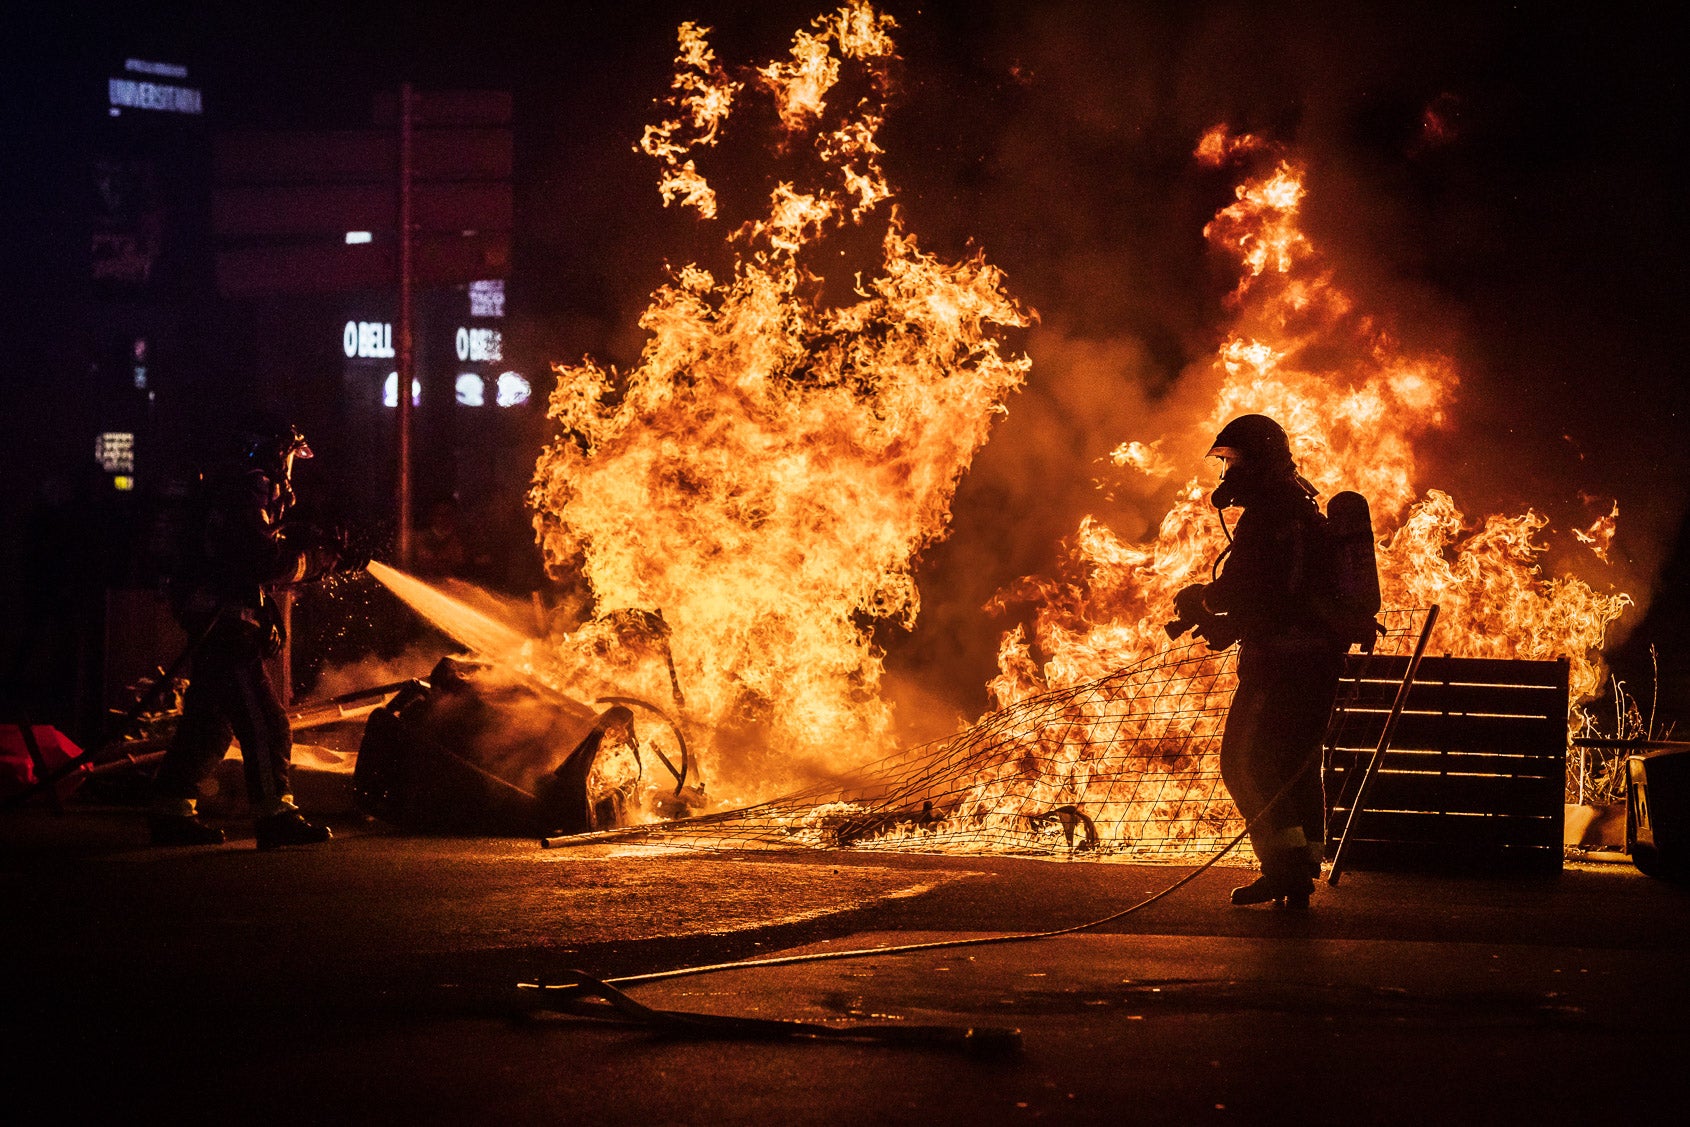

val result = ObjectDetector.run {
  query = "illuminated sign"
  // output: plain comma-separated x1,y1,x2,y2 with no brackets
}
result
344,231,373,245
108,61,203,116
455,326,502,363
468,280,505,318
125,59,187,78
383,373,421,408
451,371,529,408
344,321,395,359
496,371,531,408
95,432,135,473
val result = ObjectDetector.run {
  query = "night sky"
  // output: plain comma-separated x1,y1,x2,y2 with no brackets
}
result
4,1,1684,728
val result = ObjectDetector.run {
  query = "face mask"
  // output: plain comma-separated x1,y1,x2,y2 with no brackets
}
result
1210,455,1242,509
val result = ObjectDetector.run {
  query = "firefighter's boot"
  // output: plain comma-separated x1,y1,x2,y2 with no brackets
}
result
1230,851,1313,908
256,809,332,850
150,813,227,846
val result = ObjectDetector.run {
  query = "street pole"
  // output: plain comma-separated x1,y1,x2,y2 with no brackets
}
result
396,82,415,570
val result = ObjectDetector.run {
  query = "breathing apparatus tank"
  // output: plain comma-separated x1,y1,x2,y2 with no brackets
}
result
1322,490,1383,650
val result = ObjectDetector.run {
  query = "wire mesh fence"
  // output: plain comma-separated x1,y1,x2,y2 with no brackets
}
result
551,610,1433,861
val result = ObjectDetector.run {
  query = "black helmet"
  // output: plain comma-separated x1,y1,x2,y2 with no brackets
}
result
1207,414,1299,508
1207,414,1291,473
232,411,313,494
233,411,313,464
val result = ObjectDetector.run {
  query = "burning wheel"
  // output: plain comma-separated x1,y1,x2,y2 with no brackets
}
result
596,695,692,795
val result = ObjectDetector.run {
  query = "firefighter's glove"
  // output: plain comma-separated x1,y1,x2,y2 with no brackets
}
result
1172,583,1210,623
1168,583,1232,646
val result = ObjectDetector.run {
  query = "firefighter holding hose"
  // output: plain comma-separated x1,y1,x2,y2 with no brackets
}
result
148,412,365,848
1171,414,1357,908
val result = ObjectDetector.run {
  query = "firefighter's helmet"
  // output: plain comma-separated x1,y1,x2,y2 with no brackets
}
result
1207,414,1292,473
234,411,312,463
232,411,313,492
1207,414,1299,508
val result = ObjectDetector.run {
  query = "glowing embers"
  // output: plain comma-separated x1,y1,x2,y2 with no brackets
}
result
543,637,1270,861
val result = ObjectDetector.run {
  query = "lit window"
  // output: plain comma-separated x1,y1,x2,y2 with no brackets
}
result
455,374,485,407
95,432,135,473
345,231,373,245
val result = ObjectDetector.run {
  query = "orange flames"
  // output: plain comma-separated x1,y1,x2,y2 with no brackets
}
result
527,9,1628,826
532,3,1030,803
991,127,1631,720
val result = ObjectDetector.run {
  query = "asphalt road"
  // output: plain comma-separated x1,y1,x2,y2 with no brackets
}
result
3,791,1687,1126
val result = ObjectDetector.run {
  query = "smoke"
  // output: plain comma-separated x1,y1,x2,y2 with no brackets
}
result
854,0,1679,727
509,1,1677,737
308,648,443,703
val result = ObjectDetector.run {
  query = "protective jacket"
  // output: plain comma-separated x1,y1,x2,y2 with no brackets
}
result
1202,476,1343,652
169,464,338,657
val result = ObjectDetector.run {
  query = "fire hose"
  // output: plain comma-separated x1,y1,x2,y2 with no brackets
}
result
521,607,1441,1053
527,970,1021,1055
2,675,414,814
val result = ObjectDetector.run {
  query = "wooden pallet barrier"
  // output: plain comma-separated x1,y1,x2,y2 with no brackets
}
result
1324,655,1570,873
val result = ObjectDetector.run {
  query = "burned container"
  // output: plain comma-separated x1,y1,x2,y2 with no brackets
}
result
354,657,637,837
1628,747,1690,880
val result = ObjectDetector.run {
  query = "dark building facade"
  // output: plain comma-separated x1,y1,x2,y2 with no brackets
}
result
2,37,543,740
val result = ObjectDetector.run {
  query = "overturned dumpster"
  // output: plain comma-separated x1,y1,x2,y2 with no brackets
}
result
354,657,682,838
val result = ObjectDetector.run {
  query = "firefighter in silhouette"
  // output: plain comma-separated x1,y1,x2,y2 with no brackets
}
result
149,413,365,848
1171,415,1348,908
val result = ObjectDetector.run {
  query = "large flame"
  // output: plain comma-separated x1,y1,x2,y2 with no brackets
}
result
523,9,1627,834
990,126,1631,719
531,3,1030,802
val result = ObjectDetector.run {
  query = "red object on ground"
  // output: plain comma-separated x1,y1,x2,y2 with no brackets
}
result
0,725,87,799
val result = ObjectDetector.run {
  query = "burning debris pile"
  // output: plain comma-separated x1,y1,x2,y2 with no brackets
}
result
989,128,1630,714
356,657,646,837
361,562,700,833
529,2,1030,804
360,6,1632,855
950,133,1628,859
543,612,1425,858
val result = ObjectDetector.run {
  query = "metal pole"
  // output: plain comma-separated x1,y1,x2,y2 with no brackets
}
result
396,82,416,569
1327,604,1440,886
275,588,293,706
